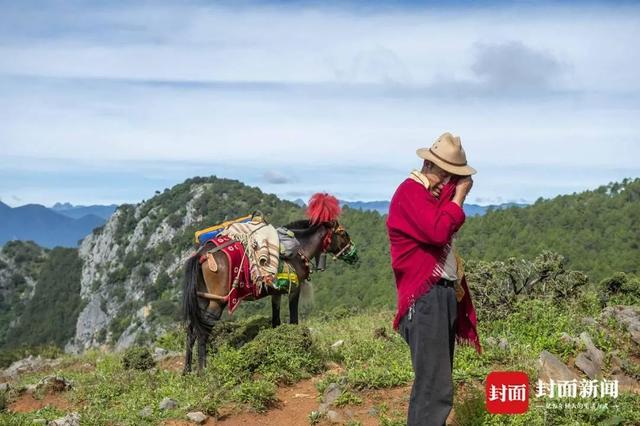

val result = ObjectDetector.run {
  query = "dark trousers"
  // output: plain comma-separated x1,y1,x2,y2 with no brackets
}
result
398,280,458,426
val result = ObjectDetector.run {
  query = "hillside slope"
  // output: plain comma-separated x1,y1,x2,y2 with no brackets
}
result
456,178,640,281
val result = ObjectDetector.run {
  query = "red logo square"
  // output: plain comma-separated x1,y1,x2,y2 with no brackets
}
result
485,371,529,414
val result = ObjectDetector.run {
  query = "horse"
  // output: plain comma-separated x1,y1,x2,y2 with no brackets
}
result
182,195,358,375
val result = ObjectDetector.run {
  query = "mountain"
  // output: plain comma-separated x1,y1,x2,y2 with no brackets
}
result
51,202,118,220
0,202,105,248
456,178,640,281
339,199,527,216
1,176,637,354
0,241,47,347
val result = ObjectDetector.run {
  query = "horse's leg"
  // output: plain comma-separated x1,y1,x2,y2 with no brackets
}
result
197,253,228,375
288,286,301,324
182,323,197,375
271,294,282,328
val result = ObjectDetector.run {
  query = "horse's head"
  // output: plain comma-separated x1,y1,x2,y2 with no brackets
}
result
325,221,359,265
306,192,358,266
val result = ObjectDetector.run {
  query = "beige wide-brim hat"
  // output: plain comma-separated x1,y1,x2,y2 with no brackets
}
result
417,132,477,176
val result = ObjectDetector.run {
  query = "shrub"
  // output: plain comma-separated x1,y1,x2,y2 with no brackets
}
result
598,272,640,306
230,379,277,412
210,316,271,349
240,324,324,384
122,346,156,371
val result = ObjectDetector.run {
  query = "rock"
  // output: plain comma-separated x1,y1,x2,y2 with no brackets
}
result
610,354,624,374
612,373,640,393
186,411,208,424
38,376,73,392
318,402,329,414
159,397,178,410
575,352,602,380
498,338,509,351
0,382,9,393
323,383,342,406
47,412,80,426
574,332,604,379
154,347,169,359
601,306,640,345
2,355,61,379
538,351,579,382
559,332,578,347
139,406,153,418
326,410,343,423
579,333,604,366
330,340,344,350
581,317,597,326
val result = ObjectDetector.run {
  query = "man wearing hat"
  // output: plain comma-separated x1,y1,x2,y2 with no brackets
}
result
386,132,481,426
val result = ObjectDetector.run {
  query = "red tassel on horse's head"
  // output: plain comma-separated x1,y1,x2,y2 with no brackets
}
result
306,193,341,225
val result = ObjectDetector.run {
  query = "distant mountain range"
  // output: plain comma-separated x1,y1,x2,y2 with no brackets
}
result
0,202,113,248
294,198,527,216
2,197,523,249
51,203,118,220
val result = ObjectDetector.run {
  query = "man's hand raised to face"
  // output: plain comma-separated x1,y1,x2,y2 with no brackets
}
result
452,176,473,207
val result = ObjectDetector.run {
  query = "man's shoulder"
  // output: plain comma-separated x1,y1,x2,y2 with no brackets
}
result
392,178,430,200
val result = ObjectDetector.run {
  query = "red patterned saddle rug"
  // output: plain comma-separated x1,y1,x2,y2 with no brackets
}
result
199,235,266,314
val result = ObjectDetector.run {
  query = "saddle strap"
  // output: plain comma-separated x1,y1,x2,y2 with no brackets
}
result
198,239,236,264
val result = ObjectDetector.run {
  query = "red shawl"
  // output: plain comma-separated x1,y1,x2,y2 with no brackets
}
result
386,177,481,354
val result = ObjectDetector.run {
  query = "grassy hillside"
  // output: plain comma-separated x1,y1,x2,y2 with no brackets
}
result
1,277,638,425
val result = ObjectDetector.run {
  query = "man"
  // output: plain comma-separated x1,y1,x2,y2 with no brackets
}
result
386,132,481,426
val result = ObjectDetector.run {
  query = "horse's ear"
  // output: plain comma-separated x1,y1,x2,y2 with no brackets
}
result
307,193,341,225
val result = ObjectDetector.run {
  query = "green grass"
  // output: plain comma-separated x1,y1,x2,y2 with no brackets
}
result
1,290,639,425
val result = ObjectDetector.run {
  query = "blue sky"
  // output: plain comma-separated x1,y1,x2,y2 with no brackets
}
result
1,1,639,207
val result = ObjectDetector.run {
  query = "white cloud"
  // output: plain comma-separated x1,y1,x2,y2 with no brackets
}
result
0,2,638,205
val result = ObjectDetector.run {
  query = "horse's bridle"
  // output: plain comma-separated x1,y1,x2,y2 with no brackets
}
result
325,223,358,264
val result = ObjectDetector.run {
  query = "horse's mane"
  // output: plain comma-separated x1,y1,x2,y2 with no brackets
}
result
284,219,325,239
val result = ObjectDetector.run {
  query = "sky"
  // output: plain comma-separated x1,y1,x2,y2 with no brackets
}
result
1,0,639,207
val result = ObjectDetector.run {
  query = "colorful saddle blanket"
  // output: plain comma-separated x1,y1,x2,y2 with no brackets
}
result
194,215,252,246
201,235,265,314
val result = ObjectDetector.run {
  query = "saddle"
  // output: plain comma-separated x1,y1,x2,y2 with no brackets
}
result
196,215,303,295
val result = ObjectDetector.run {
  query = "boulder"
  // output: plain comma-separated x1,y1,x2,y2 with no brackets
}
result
3,356,61,379
498,338,509,351
186,411,208,424
574,332,604,379
575,353,602,380
159,397,178,410
538,351,579,382
139,406,153,418
323,383,342,406
326,410,343,424
47,412,80,426
601,306,640,345
37,376,73,393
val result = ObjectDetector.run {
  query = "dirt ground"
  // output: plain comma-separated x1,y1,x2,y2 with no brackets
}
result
9,391,73,413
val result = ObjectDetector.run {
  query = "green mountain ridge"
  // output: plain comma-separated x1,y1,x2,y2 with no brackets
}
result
0,176,638,353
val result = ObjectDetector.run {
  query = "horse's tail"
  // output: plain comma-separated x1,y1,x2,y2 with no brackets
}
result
183,251,205,335
300,280,314,307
